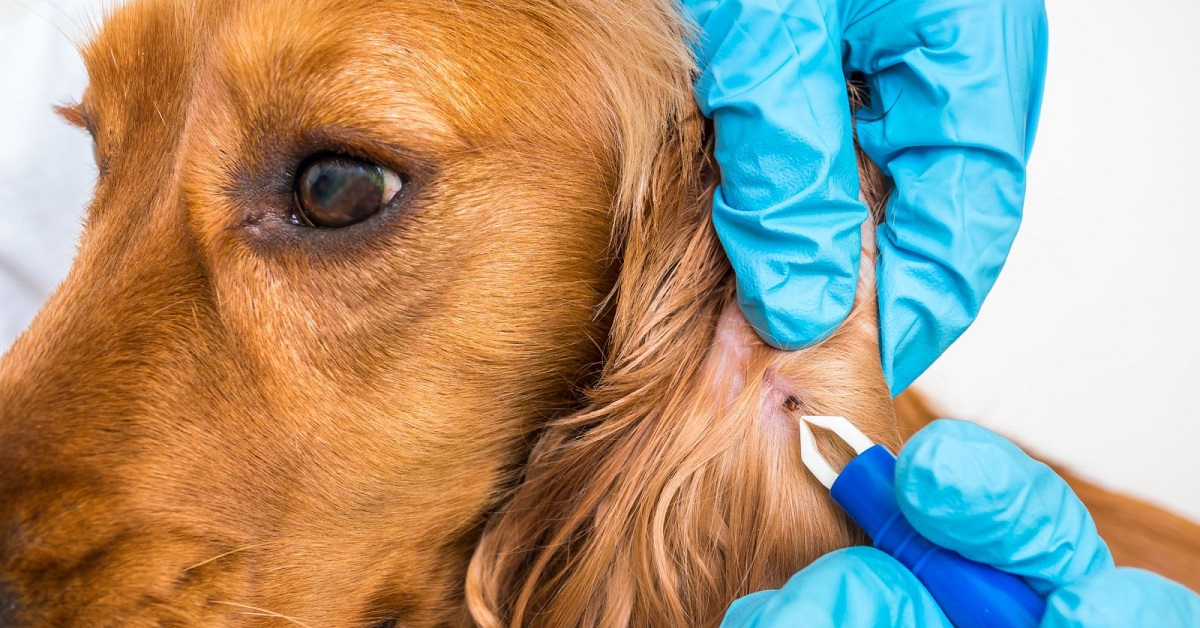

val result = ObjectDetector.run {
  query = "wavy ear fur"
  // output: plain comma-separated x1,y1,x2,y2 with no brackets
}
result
466,48,898,620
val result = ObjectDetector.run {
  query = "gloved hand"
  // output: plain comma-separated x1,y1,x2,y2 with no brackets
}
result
721,420,1200,627
682,0,1049,393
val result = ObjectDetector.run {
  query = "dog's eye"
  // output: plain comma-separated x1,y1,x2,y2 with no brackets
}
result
293,155,404,228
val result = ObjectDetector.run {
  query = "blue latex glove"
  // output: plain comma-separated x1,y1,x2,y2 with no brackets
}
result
683,0,1049,393
721,420,1200,627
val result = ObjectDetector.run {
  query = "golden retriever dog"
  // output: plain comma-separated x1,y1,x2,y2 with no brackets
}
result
0,0,1196,626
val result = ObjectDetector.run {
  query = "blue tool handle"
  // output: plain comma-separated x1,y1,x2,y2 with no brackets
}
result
830,445,1046,628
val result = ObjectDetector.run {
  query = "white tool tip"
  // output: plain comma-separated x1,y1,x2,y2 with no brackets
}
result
798,415,876,489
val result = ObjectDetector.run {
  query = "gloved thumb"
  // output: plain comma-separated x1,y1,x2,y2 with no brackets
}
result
894,419,1114,594
1040,567,1200,627
721,547,953,628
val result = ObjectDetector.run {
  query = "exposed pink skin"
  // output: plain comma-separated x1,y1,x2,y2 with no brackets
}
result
761,365,803,435
701,301,801,436
700,220,880,439
705,303,756,407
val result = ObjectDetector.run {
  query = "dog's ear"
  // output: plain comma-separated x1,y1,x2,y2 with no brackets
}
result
467,56,897,628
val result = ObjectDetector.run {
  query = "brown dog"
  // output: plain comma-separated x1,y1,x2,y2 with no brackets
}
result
0,0,1196,626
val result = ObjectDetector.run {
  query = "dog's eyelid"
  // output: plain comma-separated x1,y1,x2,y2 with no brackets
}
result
292,126,437,182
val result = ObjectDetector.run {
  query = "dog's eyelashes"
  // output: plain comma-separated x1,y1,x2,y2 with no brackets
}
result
293,155,405,228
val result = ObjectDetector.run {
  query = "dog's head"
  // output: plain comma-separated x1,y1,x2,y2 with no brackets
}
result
0,0,895,625
0,0,701,624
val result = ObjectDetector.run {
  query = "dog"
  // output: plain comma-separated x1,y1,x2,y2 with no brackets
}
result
1,0,1196,626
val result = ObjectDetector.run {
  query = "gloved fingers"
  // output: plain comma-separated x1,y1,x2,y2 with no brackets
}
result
720,546,953,627
684,0,869,351
840,0,1048,393
1041,568,1200,628
896,420,1114,595
872,149,1022,394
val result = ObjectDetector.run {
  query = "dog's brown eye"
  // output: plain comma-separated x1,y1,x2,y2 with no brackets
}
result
294,155,404,228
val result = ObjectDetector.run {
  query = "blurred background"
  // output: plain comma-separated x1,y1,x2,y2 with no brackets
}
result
2,0,1198,521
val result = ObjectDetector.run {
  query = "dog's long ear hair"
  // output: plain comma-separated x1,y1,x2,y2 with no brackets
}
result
465,7,897,620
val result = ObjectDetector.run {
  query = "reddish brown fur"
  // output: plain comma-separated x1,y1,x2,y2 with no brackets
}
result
0,0,684,623
468,221,897,626
0,0,1196,626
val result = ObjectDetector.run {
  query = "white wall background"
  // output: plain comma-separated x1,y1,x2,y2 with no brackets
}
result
2,0,1198,522
914,0,1200,523
0,0,96,345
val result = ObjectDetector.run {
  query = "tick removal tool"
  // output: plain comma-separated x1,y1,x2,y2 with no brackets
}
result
798,415,1046,628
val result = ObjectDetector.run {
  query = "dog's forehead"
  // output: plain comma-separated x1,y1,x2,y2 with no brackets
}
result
80,0,638,150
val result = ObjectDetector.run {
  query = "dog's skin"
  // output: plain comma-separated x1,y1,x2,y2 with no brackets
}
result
1,0,1197,626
